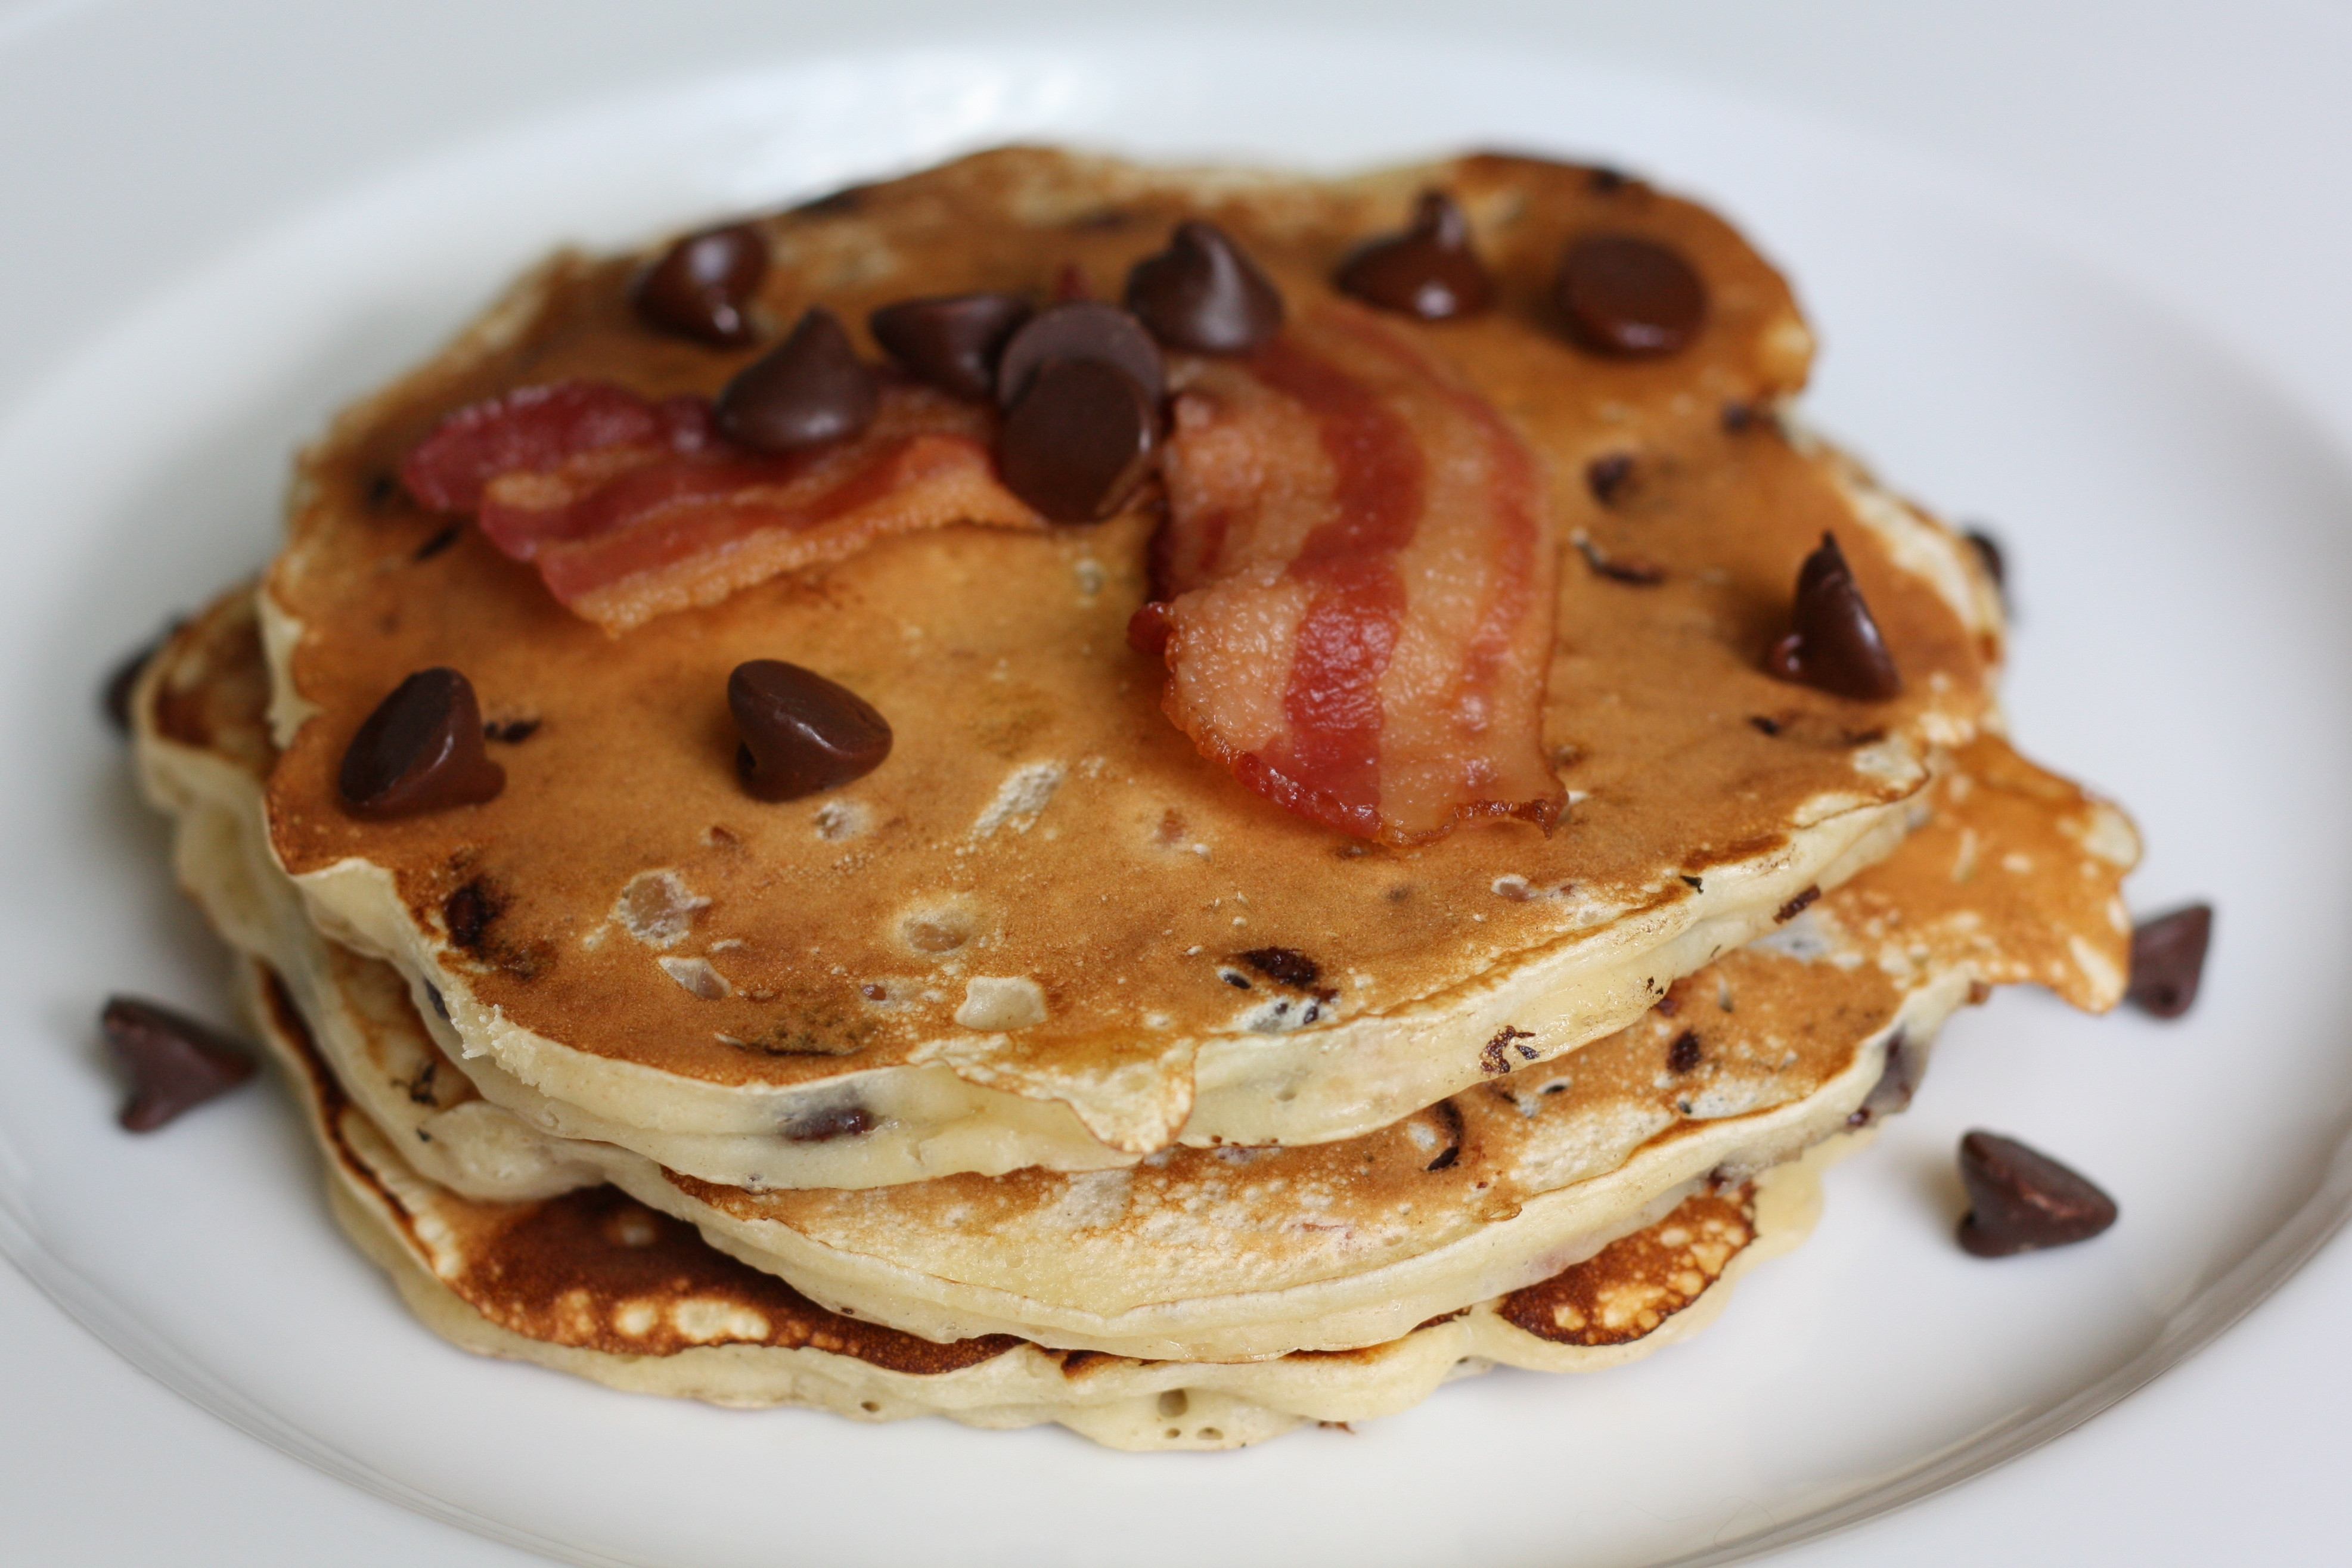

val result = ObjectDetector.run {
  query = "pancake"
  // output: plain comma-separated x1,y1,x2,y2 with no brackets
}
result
138,583,2133,1360
255,147,2007,1185
241,942,1843,1450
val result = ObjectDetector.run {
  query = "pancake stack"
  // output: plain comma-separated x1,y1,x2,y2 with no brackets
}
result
129,148,2137,1448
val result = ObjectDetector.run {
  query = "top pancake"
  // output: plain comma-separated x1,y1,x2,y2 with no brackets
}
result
258,147,2007,1176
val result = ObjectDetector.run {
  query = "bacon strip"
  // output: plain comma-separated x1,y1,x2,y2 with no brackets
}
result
1137,304,1562,843
400,379,1044,632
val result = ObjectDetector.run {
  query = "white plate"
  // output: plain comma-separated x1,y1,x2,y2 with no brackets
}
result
5,3,2351,1564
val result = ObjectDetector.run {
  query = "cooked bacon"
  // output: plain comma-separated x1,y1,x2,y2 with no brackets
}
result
1136,304,1562,843
400,378,1043,632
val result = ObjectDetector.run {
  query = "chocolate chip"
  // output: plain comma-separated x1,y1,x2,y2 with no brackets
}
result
632,223,769,348
2125,903,2213,1018
870,292,1032,401
100,619,180,733
1956,1131,2118,1256
1124,221,1284,354
338,668,506,819
729,659,893,802
1240,947,1320,989
1423,1100,1465,1171
443,878,507,955
364,471,402,512
1554,234,1706,357
1585,452,1634,505
715,307,877,452
994,301,1165,408
1763,532,1902,701
1334,191,1493,321
996,359,1159,523
1667,1030,1702,1074
1965,527,2008,604
781,1103,876,1142
1847,1030,1917,1128
1587,166,1630,194
1775,885,1820,923
483,718,540,744
1721,401,1755,433
1748,715,1782,737
412,522,462,562
1481,1026,1535,1075
101,996,256,1132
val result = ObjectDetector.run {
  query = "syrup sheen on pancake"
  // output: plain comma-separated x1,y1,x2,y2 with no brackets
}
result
256,149,2015,1180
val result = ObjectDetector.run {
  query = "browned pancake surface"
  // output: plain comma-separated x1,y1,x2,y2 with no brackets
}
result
261,148,1998,1095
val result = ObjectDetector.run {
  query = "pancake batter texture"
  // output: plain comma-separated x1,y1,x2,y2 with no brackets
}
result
128,147,2138,1447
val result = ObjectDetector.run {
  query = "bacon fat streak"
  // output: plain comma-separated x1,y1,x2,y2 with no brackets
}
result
1137,304,1564,844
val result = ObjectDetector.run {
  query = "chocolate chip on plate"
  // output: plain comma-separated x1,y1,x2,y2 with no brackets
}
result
1335,191,1493,321
1763,532,1901,701
1125,221,1284,354
994,301,1166,409
997,359,1159,523
729,659,893,801
2125,903,2214,1019
1956,1131,2119,1257
870,292,1033,401
101,996,257,1132
632,223,769,348
715,306,877,452
100,619,181,733
338,667,507,819
1554,233,1706,356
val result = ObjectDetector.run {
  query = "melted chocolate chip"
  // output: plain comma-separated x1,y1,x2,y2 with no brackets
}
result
101,996,256,1132
870,292,1032,401
443,878,508,955
2125,903,2213,1019
1775,886,1820,923
1554,234,1706,357
1124,221,1284,354
1956,1131,2118,1257
100,619,181,733
729,660,893,802
338,668,506,819
412,523,462,563
1846,1030,1918,1127
1335,191,1493,321
1585,452,1635,505
994,302,1165,409
1667,1030,1702,1075
632,223,769,348
1240,947,1320,989
715,307,877,452
483,718,540,744
1423,1100,1465,1171
996,359,1159,523
1763,533,1902,701
1965,527,2009,603
781,1103,876,1143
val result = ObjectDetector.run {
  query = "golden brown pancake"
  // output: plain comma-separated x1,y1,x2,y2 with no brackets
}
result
137,583,2130,1360
253,148,2009,1181
242,942,1839,1449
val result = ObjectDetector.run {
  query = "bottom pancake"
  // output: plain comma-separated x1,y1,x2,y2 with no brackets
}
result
244,949,1840,1449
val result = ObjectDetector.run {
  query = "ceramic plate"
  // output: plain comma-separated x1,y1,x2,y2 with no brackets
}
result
4,4,2348,1564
